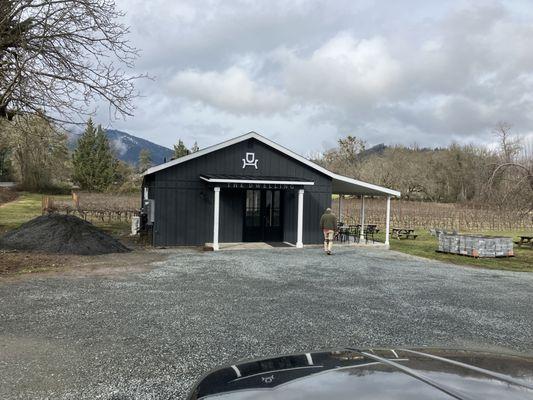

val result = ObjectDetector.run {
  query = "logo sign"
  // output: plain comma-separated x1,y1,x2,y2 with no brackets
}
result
226,182,295,189
242,152,258,169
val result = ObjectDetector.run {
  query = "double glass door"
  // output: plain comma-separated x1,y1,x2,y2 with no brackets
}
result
243,189,282,242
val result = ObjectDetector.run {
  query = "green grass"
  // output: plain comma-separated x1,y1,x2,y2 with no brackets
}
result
375,230,533,272
2,193,531,272
0,192,130,236
87,219,131,236
0,193,67,232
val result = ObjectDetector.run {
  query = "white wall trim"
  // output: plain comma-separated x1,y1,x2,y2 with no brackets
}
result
385,195,391,246
296,189,304,248
213,187,220,251
359,195,365,242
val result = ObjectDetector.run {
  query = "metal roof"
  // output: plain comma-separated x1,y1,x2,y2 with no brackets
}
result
143,131,401,197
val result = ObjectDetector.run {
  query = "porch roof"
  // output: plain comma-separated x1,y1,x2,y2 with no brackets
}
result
331,175,400,196
200,174,315,186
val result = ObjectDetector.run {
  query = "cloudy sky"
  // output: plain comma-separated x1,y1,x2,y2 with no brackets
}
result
96,0,533,153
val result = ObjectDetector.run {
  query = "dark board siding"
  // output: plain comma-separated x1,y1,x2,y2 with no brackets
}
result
144,138,332,246
219,190,244,242
283,191,296,244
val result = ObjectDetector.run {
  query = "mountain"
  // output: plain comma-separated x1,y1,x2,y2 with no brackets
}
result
360,143,387,159
67,129,173,166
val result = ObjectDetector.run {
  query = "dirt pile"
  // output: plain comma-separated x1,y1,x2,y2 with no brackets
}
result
0,214,130,255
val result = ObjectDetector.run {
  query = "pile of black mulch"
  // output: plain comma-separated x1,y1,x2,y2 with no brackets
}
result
0,214,130,255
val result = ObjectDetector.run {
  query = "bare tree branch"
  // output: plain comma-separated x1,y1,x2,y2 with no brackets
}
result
0,0,145,124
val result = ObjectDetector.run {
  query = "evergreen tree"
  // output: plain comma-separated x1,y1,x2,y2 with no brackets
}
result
173,139,190,158
138,149,152,172
72,119,117,191
93,126,117,191
190,141,200,153
72,118,97,189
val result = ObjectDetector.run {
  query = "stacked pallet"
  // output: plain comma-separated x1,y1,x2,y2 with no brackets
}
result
438,233,514,258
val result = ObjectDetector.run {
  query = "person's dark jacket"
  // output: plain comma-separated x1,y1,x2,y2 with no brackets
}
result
320,210,337,230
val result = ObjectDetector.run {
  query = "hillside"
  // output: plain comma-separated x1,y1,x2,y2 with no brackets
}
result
67,129,173,166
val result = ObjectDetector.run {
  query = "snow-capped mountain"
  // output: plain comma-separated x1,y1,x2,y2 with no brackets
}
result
67,129,174,166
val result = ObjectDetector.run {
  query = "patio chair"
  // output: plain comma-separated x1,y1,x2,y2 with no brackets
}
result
333,226,349,243
334,221,346,242
364,225,377,243
348,225,360,243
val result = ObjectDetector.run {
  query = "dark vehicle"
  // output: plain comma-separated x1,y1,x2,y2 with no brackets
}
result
188,348,533,399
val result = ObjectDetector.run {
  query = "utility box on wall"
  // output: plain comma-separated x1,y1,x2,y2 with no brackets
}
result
143,199,155,225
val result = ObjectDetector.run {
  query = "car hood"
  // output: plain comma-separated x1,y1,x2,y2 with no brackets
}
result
188,348,533,400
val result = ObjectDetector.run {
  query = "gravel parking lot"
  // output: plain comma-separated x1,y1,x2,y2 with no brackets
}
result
1,247,532,399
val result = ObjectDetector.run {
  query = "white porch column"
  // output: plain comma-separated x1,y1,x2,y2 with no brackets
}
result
213,187,220,251
296,189,304,248
385,195,391,246
338,194,343,222
359,195,365,242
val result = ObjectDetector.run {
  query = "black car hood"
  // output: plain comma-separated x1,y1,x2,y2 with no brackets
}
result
188,348,533,400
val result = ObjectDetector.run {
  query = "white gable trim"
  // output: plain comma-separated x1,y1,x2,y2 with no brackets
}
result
143,131,401,197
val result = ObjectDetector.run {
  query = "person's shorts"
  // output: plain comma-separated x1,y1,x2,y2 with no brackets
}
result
323,229,334,240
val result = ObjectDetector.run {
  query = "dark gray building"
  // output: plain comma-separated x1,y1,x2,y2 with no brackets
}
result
141,132,399,249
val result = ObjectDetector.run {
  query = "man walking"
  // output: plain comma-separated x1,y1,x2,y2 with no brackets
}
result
320,207,337,255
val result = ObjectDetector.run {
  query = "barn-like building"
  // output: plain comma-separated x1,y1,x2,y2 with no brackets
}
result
140,132,400,249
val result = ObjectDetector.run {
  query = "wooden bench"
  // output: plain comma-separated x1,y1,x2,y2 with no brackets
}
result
516,236,533,247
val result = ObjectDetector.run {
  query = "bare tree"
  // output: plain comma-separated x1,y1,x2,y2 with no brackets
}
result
320,135,366,178
492,122,521,162
0,112,69,189
487,123,533,212
0,0,144,124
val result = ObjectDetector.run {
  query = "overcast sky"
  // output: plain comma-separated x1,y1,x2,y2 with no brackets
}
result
95,0,533,153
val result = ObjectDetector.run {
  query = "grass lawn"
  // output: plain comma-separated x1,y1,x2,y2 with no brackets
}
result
1,193,531,273
0,193,67,232
375,230,533,272
0,192,130,236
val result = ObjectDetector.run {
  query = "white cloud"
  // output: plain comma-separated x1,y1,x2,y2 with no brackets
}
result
283,33,401,105
101,0,533,153
167,67,289,114
111,137,128,156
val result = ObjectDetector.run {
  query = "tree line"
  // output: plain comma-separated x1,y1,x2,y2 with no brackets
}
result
314,123,532,213
1,0,145,190
0,115,197,192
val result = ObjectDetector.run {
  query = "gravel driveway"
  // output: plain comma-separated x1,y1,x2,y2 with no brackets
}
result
1,247,532,399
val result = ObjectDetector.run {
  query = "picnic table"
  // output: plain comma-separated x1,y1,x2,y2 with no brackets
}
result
392,228,418,240
517,235,533,247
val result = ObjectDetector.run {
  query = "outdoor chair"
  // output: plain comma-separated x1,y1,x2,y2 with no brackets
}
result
348,225,360,243
364,225,378,243
334,222,346,242
335,225,349,242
